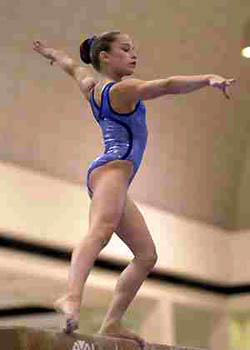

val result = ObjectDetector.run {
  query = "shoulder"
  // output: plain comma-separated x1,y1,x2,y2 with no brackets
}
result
112,77,174,101
110,78,145,104
112,78,145,94
78,76,98,101
107,79,147,114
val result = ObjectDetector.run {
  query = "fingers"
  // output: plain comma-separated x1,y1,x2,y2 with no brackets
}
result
222,82,230,99
222,78,236,99
33,40,54,63
33,40,42,52
223,86,230,99
33,40,41,47
33,40,47,51
33,40,46,46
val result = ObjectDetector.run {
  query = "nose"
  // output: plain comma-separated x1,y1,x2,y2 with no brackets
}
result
131,51,137,60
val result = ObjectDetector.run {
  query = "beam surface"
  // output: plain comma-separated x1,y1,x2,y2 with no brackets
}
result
0,326,207,350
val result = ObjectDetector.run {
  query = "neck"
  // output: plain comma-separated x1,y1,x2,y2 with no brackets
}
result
94,68,124,83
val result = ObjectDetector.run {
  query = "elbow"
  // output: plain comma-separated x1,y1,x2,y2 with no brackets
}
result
165,77,182,94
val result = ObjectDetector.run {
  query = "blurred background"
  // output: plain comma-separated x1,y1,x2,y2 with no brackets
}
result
0,0,250,349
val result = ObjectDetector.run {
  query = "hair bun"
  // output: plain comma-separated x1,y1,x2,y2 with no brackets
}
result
80,36,97,64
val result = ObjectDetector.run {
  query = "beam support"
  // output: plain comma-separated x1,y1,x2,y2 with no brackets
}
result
0,326,207,350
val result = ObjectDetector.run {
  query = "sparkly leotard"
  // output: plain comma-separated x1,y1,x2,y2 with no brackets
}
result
86,81,148,199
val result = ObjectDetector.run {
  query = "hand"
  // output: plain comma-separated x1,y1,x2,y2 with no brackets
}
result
33,40,55,65
208,74,236,99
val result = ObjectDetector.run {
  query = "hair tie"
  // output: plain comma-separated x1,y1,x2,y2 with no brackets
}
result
88,36,96,51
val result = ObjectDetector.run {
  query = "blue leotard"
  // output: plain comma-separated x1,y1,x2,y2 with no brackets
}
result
86,81,148,199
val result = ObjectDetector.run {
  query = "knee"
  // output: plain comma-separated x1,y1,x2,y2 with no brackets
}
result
88,221,118,247
148,251,158,267
137,250,158,269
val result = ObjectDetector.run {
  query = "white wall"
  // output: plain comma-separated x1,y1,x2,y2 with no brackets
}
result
0,161,232,284
229,230,250,284
0,0,247,231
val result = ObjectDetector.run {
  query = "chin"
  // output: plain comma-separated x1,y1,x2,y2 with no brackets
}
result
125,68,135,76
119,68,135,78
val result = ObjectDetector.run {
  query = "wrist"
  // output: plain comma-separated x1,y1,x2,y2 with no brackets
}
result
50,50,76,75
50,48,59,61
205,74,212,86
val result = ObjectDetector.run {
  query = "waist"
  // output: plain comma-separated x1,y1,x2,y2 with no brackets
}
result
105,137,146,154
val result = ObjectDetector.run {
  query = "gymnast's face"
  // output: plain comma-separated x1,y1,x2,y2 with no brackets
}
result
101,34,137,77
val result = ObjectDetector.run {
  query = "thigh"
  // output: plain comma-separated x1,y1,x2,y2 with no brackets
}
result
88,163,133,232
115,195,157,258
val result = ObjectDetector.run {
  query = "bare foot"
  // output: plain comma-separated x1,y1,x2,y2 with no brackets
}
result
97,320,147,348
54,295,81,334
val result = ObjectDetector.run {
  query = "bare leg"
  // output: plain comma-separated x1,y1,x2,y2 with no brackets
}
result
54,162,133,333
98,256,156,346
54,234,109,333
98,197,157,347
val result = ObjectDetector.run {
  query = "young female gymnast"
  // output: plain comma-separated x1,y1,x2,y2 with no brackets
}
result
33,31,235,346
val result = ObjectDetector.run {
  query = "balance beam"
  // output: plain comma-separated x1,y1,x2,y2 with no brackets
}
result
0,326,207,350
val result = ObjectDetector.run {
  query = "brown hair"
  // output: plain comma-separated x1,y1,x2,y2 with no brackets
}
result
80,30,121,71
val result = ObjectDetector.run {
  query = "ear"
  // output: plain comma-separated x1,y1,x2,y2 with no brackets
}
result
99,51,110,64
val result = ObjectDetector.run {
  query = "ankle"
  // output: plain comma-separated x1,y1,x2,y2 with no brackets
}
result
65,294,82,304
102,318,121,329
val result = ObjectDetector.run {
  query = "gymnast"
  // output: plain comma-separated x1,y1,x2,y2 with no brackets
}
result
33,30,235,346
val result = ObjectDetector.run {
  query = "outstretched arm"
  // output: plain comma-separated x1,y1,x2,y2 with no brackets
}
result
33,40,95,95
164,74,236,99
115,74,236,103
